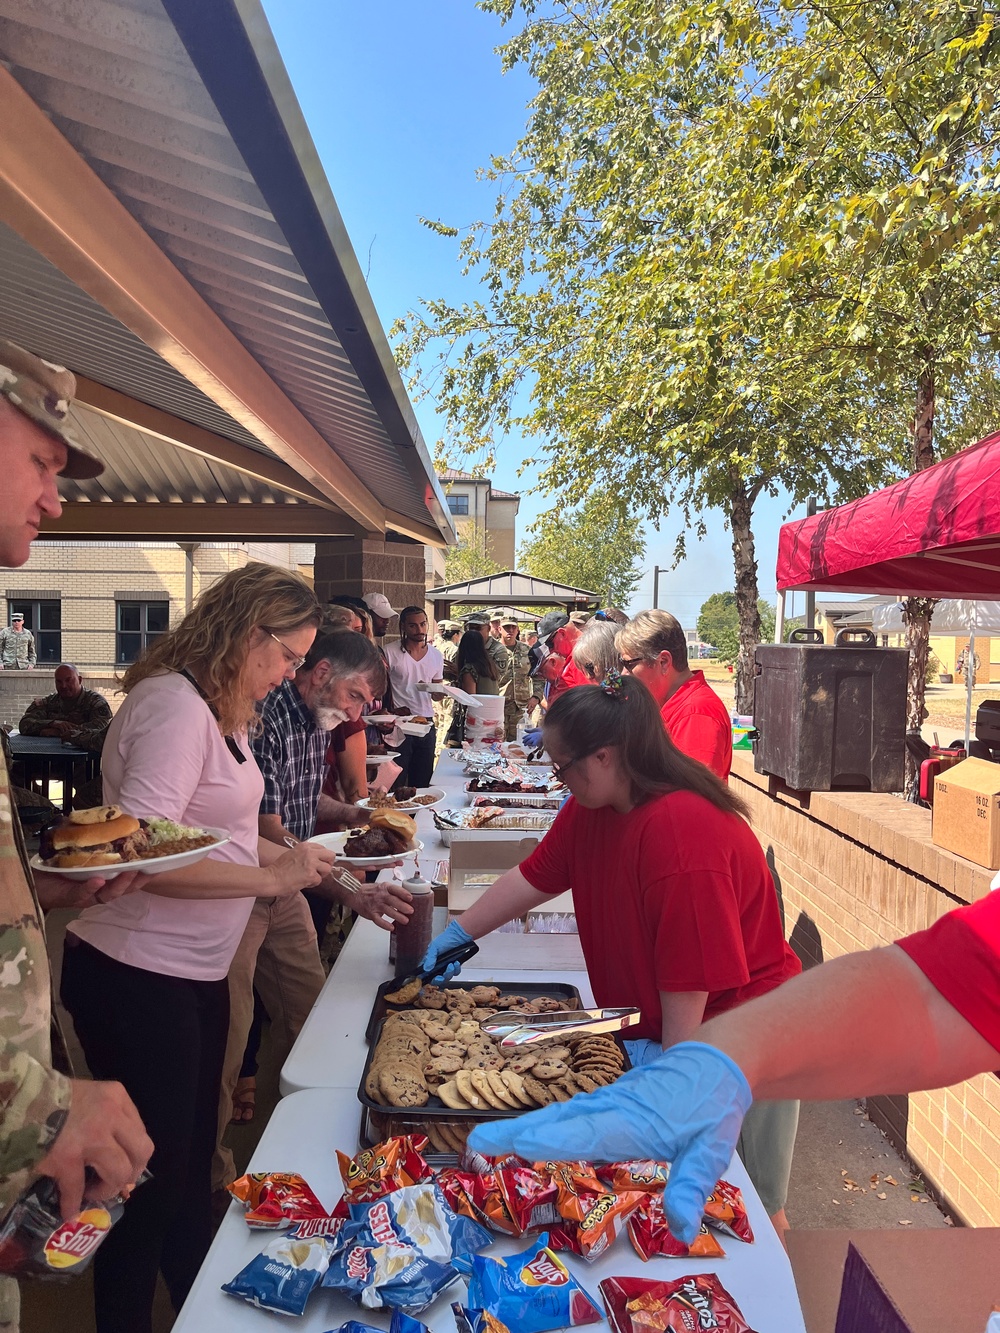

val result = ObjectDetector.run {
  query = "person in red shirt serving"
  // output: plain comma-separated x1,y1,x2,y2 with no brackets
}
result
616,610,732,779
423,671,801,1233
469,884,1000,1257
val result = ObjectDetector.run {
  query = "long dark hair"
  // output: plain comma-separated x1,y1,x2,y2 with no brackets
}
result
457,629,497,680
544,675,749,819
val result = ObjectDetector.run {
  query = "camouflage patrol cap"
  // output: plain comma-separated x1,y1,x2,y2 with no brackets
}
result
0,340,103,479
488,607,505,621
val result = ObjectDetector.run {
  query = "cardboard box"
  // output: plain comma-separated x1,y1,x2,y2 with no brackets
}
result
787,1228,1000,1333
933,756,1000,869
447,831,542,914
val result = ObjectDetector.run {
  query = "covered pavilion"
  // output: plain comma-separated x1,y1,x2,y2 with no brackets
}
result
428,571,601,624
0,0,453,610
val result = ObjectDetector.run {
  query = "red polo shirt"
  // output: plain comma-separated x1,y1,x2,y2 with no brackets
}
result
898,893,1000,1054
660,671,733,779
519,790,801,1041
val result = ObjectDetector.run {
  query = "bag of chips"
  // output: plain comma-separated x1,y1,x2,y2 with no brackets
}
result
337,1136,434,1207
227,1172,329,1229
0,1172,150,1280
703,1179,755,1243
347,1183,492,1263
451,1305,513,1333
595,1161,670,1193
628,1193,725,1261
599,1274,758,1333
454,1233,604,1332
221,1232,331,1315
322,1239,458,1312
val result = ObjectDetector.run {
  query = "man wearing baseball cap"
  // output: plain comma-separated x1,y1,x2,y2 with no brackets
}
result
0,339,152,1329
0,612,35,670
361,591,397,639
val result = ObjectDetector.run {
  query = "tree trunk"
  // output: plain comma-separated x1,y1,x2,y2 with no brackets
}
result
729,480,762,714
903,357,937,794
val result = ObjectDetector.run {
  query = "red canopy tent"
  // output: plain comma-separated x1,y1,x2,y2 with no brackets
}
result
776,430,1000,597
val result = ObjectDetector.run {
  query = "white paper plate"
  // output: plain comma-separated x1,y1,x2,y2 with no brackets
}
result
356,788,445,812
364,752,400,764
306,831,350,853
30,827,231,880
397,719,433,737
365,714,399,726
437,683,483,708
336,837,424,868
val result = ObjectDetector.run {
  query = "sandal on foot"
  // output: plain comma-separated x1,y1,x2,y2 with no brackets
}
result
230,1077,256,1124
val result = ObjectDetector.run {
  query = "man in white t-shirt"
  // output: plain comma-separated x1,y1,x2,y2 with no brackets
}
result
384,606,444,787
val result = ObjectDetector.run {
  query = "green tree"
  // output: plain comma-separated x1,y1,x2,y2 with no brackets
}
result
443,527,502,585
395,1,1000,714
698,594,782,665
518,494,644,606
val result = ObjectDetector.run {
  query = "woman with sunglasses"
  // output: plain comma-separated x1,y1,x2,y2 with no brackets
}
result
422,672,800,1238
60,563,336,1333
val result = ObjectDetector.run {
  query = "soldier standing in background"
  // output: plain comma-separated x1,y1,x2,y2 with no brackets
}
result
0,614,35,670
0,340,152,1332
495,615,533,740
434,620,461,747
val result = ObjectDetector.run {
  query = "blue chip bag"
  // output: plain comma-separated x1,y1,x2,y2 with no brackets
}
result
222,1232,330,1315
454,1233,603,1333
322,1235,458,1311
323,1325,384,1333
452,1305,513,1333
348,1182,491,1263
323,1317,429,1333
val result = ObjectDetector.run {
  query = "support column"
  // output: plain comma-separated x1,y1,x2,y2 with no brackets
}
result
314,536,427,612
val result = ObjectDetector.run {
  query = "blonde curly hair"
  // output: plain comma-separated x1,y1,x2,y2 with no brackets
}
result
122,562,321,736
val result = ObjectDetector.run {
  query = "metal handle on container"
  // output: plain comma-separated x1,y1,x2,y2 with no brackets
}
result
834,629,876,647
789,628,824,644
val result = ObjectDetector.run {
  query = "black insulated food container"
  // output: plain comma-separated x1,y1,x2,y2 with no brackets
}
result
753,628,907,792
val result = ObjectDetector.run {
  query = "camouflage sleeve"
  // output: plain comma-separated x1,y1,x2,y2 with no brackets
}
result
72,694,113,754
25,634,36,669
15,697,53,737
0,1041,71,1214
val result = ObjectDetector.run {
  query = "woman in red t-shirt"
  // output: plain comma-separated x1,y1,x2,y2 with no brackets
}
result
424,672,801,1232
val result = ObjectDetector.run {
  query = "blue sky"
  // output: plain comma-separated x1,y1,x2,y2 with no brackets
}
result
260,0,803,623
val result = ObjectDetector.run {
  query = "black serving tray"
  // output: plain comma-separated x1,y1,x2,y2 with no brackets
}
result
364,977,581,1045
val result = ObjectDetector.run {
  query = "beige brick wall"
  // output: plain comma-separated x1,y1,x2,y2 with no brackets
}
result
1,543,270,672
731,753,1000,1226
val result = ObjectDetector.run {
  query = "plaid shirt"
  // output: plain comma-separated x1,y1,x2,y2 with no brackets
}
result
251,678,328,841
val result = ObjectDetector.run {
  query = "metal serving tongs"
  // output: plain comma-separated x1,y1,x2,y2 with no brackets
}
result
479,1006,641,1048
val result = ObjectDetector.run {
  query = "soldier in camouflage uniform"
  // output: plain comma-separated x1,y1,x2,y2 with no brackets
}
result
0,617,35,671
0,340,152,1332
495,616,534,740
18,665,112,753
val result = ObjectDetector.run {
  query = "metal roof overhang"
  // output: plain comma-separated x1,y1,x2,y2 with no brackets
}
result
430,571,602,609
0,0,455,548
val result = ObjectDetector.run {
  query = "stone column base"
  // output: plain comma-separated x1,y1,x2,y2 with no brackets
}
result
314,537,426,614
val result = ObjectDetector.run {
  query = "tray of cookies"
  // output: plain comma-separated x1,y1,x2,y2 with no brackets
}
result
364,978,581,1044
358,983,630,1126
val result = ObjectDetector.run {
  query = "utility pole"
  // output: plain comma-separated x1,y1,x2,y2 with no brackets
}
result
804,498,817,631
652,566,667,609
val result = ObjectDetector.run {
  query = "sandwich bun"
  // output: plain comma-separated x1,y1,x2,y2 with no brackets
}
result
51,850,123,869
368,809,417,845
51,811,140,850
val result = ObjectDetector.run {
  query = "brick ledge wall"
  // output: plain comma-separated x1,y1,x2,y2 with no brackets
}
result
731,753,1000,1227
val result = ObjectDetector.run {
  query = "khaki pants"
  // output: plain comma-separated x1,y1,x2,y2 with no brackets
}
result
212,893,325,1189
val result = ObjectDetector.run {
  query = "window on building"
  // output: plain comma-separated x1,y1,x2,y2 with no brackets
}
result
10,600,61,664
447,494,470,516
116,601,169,665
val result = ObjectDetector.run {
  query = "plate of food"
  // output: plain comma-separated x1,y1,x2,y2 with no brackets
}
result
356,786,446,813
365,751,400,765
337,810,424,867
396,715,434,737
30,806,229,879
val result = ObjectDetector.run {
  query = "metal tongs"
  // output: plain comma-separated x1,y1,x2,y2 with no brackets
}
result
479,1006,640,1048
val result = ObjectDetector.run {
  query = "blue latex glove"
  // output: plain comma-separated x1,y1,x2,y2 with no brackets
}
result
623,1037,662,1067
523,727,543,748
421,918,473,982
467,1041,752,1243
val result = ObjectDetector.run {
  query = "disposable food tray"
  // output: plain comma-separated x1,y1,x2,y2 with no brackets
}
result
364,978,581,1045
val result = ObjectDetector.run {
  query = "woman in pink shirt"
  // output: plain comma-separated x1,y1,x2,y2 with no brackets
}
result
60,563,335,1333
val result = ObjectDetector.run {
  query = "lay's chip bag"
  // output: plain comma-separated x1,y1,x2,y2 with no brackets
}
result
222,1232,331,1315
453,1233,603,1332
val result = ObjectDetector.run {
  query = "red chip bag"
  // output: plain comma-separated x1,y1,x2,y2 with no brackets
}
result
627,1194,724,1261
336,1135,434,1206
703,1179,755,1243
599,1274,758,1333
596,1161,670,1193
227,1173,328,1229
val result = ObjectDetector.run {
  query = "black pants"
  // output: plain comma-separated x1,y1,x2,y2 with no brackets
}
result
60,936,229,1333
394,727,437,787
